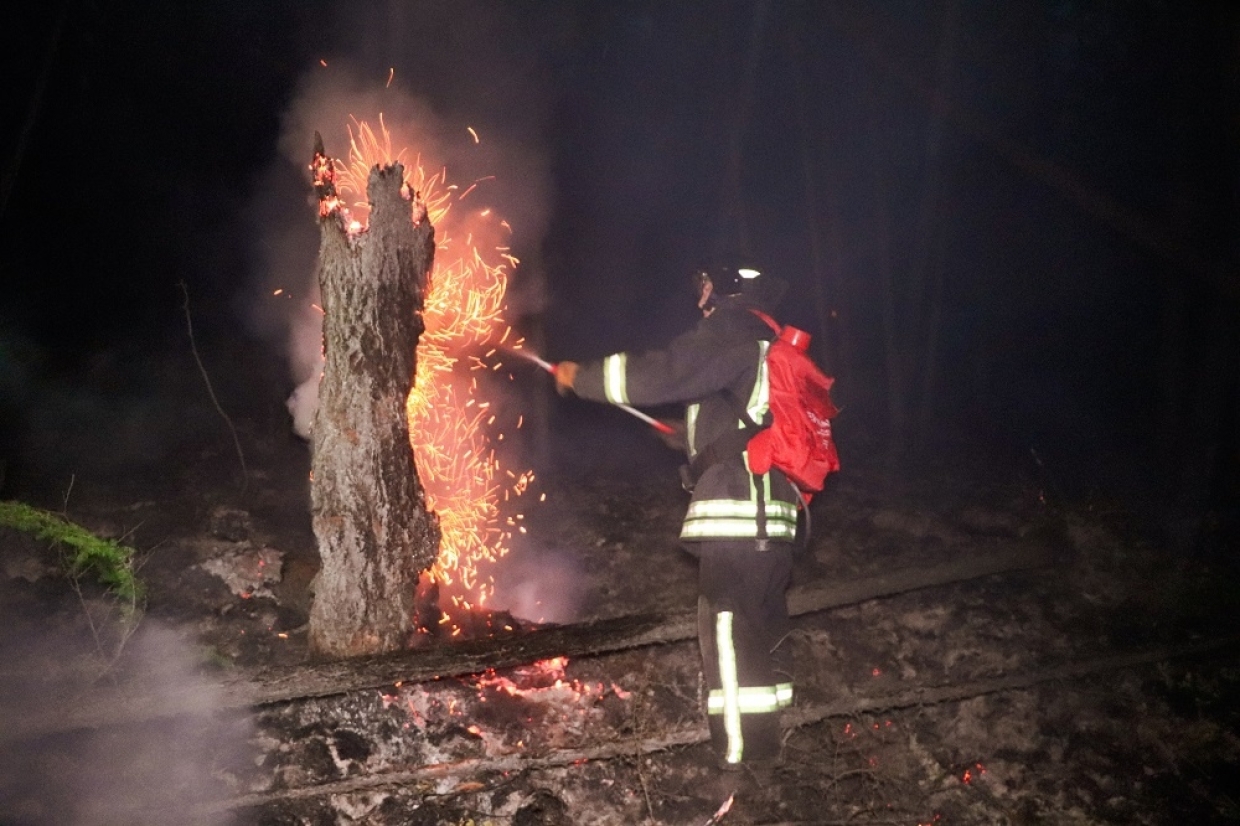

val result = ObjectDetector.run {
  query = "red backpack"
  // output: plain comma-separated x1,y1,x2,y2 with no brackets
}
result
746,310,840,500
683,310,841,504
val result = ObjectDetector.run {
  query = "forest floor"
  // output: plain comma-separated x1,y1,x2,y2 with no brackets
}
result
2,391,1239,825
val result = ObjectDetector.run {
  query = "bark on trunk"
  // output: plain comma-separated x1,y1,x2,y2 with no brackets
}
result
308,153,440,659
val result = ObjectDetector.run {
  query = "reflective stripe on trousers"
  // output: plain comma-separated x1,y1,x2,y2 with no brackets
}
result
707,683,794,714
715,611,744,764
709,611,793,764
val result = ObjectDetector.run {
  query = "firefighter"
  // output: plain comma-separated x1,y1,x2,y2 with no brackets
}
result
555,266,797,767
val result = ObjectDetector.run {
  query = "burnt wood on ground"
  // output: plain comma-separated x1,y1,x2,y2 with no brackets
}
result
248,536,1054,706
195,633,1240,814
0,540,1051,742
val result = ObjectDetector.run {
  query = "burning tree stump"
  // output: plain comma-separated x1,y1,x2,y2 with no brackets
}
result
308,137,441,658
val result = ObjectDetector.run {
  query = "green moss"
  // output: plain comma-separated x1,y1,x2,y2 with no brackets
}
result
0,500,144,605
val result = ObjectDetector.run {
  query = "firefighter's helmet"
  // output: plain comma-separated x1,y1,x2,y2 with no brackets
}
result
694,265,771,311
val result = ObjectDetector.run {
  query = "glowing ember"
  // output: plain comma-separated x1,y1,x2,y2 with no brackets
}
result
331,114,532,626
378,657,633,760
960,761,987,784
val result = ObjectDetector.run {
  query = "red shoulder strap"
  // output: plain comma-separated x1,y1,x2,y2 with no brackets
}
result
748,308,781,334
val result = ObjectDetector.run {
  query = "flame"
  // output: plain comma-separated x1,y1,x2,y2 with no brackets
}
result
469,657,631,706
333,114,530,618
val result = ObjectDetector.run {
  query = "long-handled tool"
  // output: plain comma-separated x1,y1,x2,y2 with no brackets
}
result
505,348,676,436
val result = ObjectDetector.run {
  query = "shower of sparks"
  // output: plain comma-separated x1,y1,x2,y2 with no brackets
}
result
334,114,532,618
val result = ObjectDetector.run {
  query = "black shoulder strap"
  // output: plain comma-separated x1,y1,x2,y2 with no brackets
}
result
679,313,779,489
683,389,766,487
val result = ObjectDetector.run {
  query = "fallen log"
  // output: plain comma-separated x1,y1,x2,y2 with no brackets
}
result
196,632,1240,814
0,541,1051,742
248,537,1054,707
786,536,1052,617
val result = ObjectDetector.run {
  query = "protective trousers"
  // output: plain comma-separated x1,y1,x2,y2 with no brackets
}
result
694,540,794,765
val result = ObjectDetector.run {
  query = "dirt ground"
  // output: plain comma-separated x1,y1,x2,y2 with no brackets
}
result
2,375,1239,825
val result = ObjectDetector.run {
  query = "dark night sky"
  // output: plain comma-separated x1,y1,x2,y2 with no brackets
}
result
1,1,1237,514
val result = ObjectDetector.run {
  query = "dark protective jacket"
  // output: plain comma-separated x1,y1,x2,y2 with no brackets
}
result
573,298,799,544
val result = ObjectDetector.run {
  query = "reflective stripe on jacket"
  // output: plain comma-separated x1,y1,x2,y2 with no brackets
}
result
574,299,798,543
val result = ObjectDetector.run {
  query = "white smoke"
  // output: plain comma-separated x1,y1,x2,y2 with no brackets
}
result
286,373,318,439
488,546,587,625
0,619,252,825
247,46,552,438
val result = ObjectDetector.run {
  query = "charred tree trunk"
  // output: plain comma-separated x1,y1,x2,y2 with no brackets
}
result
308,145,440,659
791,23,847,381
715,1,769,260
860,0,958,475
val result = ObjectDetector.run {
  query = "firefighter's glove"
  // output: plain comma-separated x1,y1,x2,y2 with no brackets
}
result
554,361,579,396
657,418,687,452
